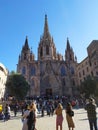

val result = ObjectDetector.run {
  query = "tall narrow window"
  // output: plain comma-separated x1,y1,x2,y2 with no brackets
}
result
61,66,66,76
83,70,85,75
30,66,36,76
79,72,81,77
24,53,26,60
31,79,35,86
86,67,89,72
70,54,72,60
22,66,26,75
46,45,49,55
40,47,43,57
70,66,74,74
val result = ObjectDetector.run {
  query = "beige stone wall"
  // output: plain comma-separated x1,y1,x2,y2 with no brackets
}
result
87,40,98,77
77,40,98,86
77,57,91,85
0,63,8,99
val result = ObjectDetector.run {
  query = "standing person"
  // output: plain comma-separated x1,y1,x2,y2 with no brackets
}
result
85,98,97,130
13,102,18,116
4,104,11,121
31,101,38,117
27,104,37,130
55,103,63,130
65,102,75,130
22,105,30,130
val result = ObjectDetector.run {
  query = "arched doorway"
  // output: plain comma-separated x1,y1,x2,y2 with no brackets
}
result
46,89,52,96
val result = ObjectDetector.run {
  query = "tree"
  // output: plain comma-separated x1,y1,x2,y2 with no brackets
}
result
80,76,97,98
6,73,30,100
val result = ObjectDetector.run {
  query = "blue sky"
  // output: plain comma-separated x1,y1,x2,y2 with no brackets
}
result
0,0,98,72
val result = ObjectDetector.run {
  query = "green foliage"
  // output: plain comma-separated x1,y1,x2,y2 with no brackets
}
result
80,76,97,98
6,73,30,100
94,77,98,97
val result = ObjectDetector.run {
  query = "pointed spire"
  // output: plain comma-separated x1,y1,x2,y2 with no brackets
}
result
44,14,49,33
22,36,30,52
75,55,77,62
66,37,70,50
30,47,34,55
43,14,51,39
30,47,32,53
24,36,29,50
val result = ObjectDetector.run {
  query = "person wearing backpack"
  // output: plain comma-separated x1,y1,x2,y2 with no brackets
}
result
85,98,97,130
27,104,36,130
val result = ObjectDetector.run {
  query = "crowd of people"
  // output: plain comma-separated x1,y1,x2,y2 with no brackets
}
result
21,98,76,130
0,96,97,130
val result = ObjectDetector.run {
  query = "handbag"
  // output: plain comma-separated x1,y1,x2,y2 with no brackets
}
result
67,110,74,117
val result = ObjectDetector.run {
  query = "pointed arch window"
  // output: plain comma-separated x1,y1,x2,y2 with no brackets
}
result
46,45,49,55
24,53,27,60
31,79,35,86
61,66,66,76
30,66,36,76
70,66,74,74
40,47,43,57
22,66,26,75
62,78,66,86
70,54,72,60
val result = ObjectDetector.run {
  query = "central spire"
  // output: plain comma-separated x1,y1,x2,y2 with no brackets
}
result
43,14,51,40
66,37,70,50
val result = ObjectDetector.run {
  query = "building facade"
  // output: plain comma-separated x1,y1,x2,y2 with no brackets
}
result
77,40,98,85
17,15,98,97
0,63,8,99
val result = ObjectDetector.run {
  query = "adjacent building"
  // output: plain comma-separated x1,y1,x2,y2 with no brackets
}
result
77,40,98,86
0,63,8,99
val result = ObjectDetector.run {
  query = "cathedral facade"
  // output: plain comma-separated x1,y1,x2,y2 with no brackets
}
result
17,15,79,97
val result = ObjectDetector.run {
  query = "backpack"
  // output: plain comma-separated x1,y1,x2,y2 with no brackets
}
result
27,110,35,125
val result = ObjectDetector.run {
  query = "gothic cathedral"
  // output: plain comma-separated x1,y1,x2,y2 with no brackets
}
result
17,15,79,97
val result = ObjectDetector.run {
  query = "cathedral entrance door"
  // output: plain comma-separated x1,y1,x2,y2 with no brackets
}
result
46,89,52,96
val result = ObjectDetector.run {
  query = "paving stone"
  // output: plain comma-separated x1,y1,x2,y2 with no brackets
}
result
0,108,98,130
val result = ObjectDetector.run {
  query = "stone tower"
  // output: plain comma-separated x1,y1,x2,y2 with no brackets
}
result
65,38,78,96
17,36,40,96
38,15,57,61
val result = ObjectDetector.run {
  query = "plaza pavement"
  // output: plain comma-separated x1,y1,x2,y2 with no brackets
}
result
0,108,97,130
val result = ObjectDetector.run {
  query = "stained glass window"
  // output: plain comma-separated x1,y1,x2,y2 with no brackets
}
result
70,66,74,74
61,66,66,76
30,66,36,76
22,66,26,75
